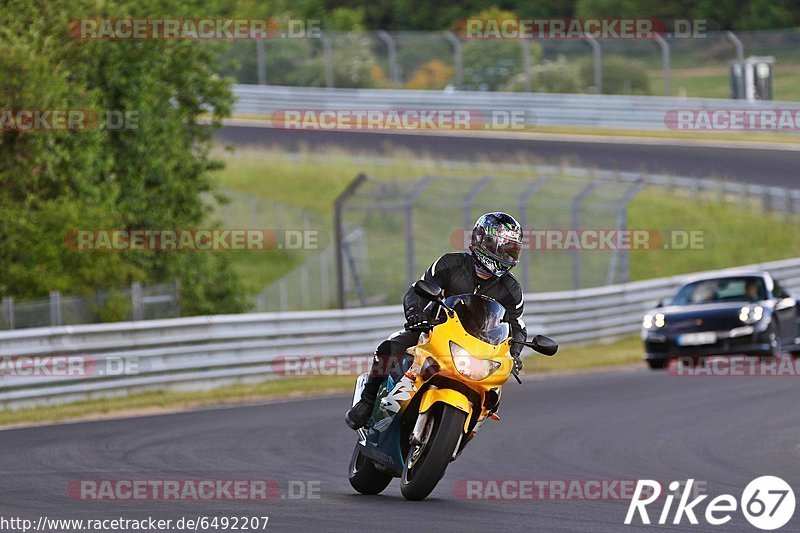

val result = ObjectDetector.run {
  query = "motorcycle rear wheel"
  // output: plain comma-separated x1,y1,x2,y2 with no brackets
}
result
400,404,467,501
348,444,393,495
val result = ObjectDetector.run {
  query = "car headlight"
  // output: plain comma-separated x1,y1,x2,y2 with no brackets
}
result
643,313,666,329
739,305,763,324
450,341,501,381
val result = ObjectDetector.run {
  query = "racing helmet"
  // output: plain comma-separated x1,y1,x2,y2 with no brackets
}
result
469,212,523,277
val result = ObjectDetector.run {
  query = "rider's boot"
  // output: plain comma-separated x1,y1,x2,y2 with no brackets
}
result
345,373,382,430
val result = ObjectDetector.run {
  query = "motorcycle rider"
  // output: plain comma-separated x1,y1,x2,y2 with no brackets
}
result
345,212,528,430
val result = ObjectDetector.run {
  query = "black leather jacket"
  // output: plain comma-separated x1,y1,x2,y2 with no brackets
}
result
403,252,527,357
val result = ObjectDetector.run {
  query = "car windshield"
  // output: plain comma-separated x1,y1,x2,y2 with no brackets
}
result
671,276,767,305
443,294,510,345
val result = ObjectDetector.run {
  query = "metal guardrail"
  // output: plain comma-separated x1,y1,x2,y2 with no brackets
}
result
1,257,799,410
232,84,800,130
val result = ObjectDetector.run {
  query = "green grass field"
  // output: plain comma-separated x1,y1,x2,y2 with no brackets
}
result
647,65,800,101
212,148,800,297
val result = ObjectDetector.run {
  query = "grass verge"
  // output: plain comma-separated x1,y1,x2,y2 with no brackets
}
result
0,336,643,428
213,147,800,295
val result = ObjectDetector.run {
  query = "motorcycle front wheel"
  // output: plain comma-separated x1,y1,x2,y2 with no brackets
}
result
400,404,467,501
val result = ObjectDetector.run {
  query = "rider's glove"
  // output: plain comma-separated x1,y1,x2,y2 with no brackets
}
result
511,354,524,374
404,311,431,331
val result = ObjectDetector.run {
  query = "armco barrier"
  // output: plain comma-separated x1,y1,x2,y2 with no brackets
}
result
1,257,799,409
232,84,800,131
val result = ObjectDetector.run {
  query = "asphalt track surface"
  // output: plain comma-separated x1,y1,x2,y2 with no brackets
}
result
3,368,799,532
216,126,800,188
2,130,798,533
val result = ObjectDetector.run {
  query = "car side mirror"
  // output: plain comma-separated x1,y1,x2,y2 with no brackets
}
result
413,280,443,301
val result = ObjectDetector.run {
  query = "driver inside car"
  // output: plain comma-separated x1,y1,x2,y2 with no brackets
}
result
345,212,528,430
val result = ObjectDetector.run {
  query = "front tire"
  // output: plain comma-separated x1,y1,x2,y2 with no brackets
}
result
400,404,467,501
766,323,782,356
349,444,392,495
647,358,668,370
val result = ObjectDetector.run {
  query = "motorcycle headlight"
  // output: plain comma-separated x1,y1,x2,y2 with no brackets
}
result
739,305,763,324
450,341,501,381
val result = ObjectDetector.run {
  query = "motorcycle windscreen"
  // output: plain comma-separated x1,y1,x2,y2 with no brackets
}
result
444,294,510,345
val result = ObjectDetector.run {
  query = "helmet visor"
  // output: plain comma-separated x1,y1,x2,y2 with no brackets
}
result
480,234,522,266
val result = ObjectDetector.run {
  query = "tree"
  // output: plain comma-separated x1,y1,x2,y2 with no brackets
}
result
0,0,246,315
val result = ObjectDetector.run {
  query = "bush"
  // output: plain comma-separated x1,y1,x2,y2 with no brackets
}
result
331,32,381,88
404,60,454,89
504,55,583,93
579,55,651,95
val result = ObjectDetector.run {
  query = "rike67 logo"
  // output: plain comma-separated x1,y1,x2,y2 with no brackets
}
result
626,477,795,530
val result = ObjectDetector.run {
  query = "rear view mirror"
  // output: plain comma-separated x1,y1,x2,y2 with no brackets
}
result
413,280,443,301
531,335,558,356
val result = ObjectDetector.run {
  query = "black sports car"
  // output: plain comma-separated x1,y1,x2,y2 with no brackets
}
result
642,270,800,369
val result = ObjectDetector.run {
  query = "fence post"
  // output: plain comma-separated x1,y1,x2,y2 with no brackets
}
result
571,181,599,289
462,176,493,230
334,173,368,308
726,30,744,62
653,33,671,96
250,196,258,227
405,175,436,285
377,30,399,86
49,291,62,326
584,37,602,94
2,297,13,329
319,31,334,88
521,40,532,92
274,202,283,231
173,278,181,316
739,183,747,211
279,278,288,311
131,282,143,321
300,263,310,309
444,31,463,89
256,39,267,84
256,291,266,312
518,177,550,292
608,178,645,285
320,248,330,308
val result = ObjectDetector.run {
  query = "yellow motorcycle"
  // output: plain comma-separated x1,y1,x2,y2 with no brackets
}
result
348,280,558,500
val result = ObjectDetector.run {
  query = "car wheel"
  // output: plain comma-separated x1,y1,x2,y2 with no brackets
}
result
766,323,782,356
